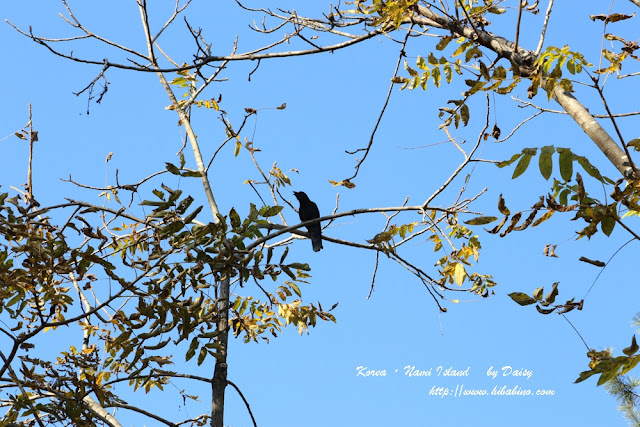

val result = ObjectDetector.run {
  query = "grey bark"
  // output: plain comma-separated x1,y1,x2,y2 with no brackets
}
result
552,86,635,178
413,5,635,179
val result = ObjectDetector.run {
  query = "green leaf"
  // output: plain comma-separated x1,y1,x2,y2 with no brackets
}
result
597,365,621,386
621,354,640,375
497,153,522,168
260,205,284,217
281,265,296,281
538,146,554,180
159,221,184,237
229,208,241,228
512,153,533,179
508,292,537,306
574,369,598,384
152,189,165,200
577,156,603,181
492,66,507,80
464,216,497,225
197,346,208,365
165,162,181,175
287,262,311,271
460,104,469,126
435,36,453,51
479,61,490,80
623,336,639,356
601,215,615,236
181,170,203,178
183,205,203,224
558,149,573,181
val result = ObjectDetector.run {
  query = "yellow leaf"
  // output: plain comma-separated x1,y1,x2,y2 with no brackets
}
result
454,263,466,286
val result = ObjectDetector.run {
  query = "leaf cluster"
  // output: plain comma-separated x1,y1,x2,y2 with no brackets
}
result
576,336,640,387
508,282,583,315
0,182,335,422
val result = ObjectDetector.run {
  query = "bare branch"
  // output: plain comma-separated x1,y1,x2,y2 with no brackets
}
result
246,203,471,252
423,95,491,208
495,111,544,142
535,0,555,55
344,26,412,182
513,96,640,118
152,0,193,43
8,17,383,74
59,0,148,60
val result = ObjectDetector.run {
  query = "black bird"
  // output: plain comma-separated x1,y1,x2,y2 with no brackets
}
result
293,191,323,252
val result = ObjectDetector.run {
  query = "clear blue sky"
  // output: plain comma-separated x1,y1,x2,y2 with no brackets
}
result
2,1,639,426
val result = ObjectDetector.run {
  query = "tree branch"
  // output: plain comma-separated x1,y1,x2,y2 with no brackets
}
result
552,85,636,178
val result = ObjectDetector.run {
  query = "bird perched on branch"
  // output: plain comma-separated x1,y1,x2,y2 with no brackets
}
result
293,191,323,252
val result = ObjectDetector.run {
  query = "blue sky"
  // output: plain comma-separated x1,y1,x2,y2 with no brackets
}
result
2,1,640,426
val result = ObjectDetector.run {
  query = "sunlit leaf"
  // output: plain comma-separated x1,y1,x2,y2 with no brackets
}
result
454,263,466,286
532,210,554,228
497,194,510,215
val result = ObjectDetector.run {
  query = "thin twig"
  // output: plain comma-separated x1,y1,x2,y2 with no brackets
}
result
513,96,640,118
423,95,491,208
367,252,380,299
584,238,635,300
496,111,543,142
27,104,35,205
591,75,640,176
227,380,258,427
561,314,591,351
344,26,413,181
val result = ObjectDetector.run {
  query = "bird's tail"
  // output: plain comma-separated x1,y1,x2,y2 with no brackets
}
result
311,235,323,252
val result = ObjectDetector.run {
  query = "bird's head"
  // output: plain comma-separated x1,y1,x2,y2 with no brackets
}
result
293,191,309,202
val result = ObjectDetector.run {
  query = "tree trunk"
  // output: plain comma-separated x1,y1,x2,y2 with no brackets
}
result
211,276,230,427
